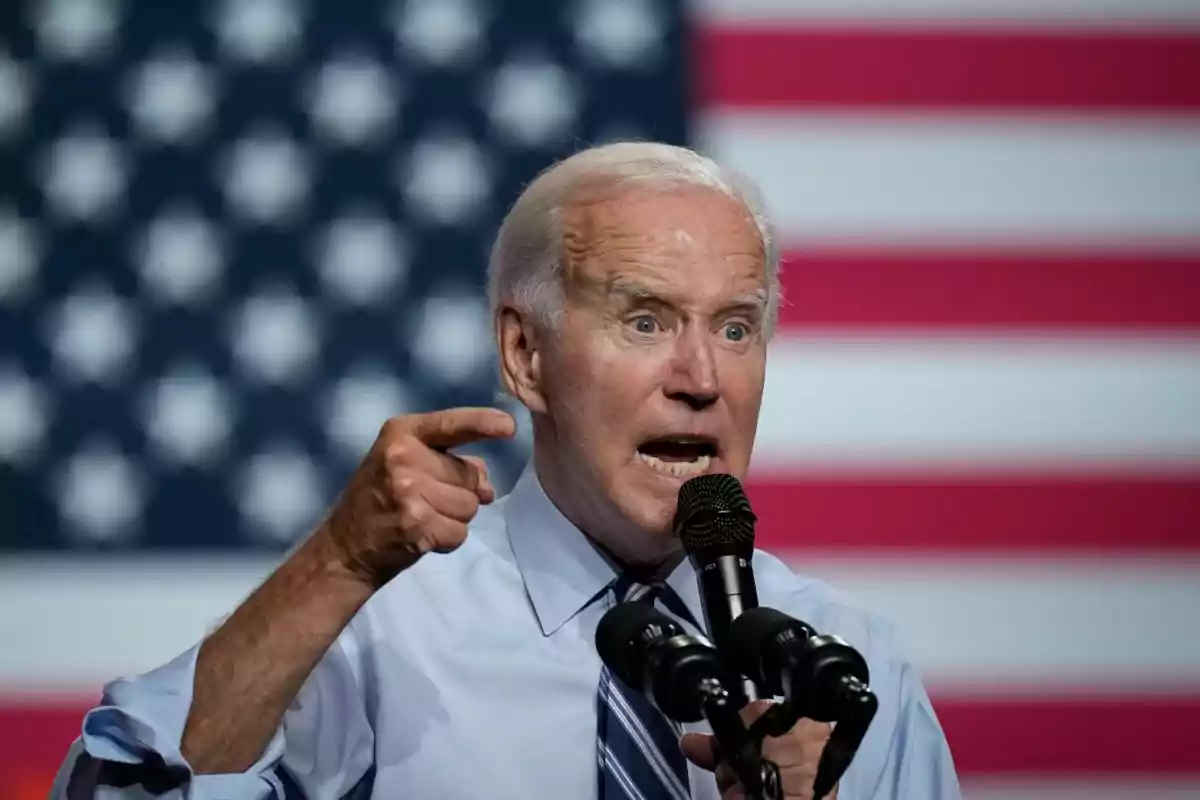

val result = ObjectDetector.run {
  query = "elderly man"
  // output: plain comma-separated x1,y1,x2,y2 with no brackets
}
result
51,142,963,799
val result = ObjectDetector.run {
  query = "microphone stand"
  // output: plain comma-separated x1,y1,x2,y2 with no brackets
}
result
697,678,783,800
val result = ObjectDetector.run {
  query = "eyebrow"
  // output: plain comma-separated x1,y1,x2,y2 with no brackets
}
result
607,278,768,317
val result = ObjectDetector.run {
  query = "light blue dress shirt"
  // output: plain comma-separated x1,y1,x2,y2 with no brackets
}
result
51,463,964,799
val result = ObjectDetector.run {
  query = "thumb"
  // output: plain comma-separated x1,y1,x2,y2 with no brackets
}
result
679,733,719,771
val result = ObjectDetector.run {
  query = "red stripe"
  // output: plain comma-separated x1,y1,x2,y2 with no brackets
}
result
777,248,1200,329
695,26,1200,110
746,474,1200,552
932,693,1200,774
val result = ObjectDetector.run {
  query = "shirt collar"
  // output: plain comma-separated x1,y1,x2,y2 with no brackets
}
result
504,461,620,636
503,461,708,637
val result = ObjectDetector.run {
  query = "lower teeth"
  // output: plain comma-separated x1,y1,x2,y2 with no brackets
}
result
637,452,711,477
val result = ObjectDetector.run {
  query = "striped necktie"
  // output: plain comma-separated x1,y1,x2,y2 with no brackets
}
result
596,576,699,800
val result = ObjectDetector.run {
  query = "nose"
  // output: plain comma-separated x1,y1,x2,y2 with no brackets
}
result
665,329,719,411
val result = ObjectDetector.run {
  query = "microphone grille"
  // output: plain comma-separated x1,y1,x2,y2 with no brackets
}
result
675,474,756,552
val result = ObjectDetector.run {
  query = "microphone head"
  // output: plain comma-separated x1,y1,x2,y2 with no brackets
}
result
595,601,684,689
675,474,756,559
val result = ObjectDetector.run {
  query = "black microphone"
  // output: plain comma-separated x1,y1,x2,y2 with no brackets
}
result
595,599,725,723
595,601,781,800
675,474,760,699
725,607,879,800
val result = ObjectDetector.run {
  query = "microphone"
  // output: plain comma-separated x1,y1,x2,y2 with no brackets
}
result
596,601,781,800
675,474,760,699
725,607,879,799
595,598,725,723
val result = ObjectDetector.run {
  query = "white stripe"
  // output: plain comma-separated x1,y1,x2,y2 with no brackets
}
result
599,742,650,800
699,114,1200,245
602,672,691,800
962,778,1200,800
779,553,1200,687
696,0,1200,28
752,335,1200,469
3,556,1198,688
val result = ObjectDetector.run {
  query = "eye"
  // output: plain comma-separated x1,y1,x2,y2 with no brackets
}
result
630,314,660,334
723,321,749,341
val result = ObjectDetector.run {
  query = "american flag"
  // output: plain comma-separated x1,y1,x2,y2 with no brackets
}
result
1,1,1198,798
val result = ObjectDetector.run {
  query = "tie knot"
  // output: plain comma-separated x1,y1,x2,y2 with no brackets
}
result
611,574,699,630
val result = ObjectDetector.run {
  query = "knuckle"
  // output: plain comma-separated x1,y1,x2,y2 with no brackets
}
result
384,439,414,465
389,470,418,497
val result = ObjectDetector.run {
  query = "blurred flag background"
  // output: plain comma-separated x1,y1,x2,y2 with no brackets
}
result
2,0,1198,797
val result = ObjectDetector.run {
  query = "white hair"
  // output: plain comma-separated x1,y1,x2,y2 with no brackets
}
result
486,141,782,338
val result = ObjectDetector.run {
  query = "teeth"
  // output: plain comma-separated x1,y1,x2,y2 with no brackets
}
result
636,452,712,478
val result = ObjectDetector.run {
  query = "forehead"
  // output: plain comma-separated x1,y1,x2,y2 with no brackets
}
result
561,184,766,296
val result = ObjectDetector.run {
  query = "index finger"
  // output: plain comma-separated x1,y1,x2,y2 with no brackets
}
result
408,407,517,450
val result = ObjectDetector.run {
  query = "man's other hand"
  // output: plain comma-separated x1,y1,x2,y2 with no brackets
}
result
680,700,837,800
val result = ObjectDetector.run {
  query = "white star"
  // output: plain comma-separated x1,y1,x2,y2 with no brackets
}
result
136,207,225,306
40,128,127,222
142,364,234,466
56,440,144,544
35,0,120,62
0,367,50,465
306,51,398,147
323,365,419,460
228,287,320,385
397,134,491,225
315,211,409,305
392,0,484,68
0,210,41,303
237,444,326,543
0,52,32,139
486,54,578,147
221,129,310,224
572,0,663,68
124,47,216,145
214,0,303,64
408,289,492,386
44,285,138,386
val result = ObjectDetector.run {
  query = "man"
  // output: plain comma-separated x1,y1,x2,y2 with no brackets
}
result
51,142,963,799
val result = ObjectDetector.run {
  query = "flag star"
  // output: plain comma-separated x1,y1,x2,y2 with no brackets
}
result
572,0,663,68
0,52,32,139
45,286,138,386
306,52,398,147
142,365,234,466
136,207,225,306
0,367,50,465
323,365,419,460
392,0,485,68
56,441,144,545
0,210,41,303
408,289,492,386
237,445,326,543
315,212,409,305
35,0,120,62
40,129,127,222
229,287,320,385
125,47,217,145
221,130,310,224
486,54,578,147
398,135,491,225
215,0,303,64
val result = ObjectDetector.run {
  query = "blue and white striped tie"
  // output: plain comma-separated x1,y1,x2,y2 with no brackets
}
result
596,577,697,800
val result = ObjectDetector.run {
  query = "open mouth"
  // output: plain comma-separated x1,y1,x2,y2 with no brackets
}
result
636,437,717,478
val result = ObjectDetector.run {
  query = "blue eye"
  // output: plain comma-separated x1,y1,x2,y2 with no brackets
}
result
724,322,748,341
632,315,659,334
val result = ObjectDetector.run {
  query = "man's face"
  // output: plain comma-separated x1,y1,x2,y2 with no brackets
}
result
532,184,769,562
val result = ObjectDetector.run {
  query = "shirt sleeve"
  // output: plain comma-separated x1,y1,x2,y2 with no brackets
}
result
47,622,376,800
868,659,965,800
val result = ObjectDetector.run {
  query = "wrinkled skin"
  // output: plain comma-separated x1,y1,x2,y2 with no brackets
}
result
496,183,770,568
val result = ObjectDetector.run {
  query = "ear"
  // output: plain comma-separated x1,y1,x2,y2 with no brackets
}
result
496,306,547,414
